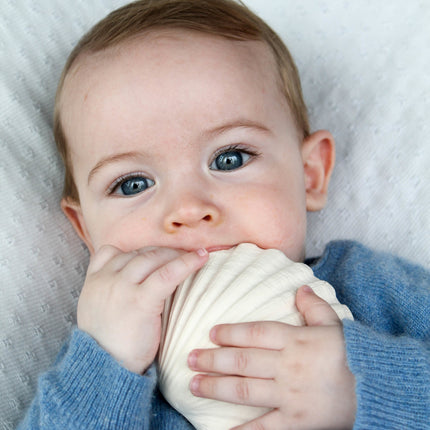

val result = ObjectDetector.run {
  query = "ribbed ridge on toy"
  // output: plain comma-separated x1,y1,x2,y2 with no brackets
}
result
158,243,353,430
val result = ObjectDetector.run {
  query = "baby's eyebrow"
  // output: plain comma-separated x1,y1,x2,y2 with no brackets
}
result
204,119,272,139
88,151,143,184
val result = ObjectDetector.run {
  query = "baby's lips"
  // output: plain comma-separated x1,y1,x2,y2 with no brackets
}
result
180,244,236,253
205,245,235,253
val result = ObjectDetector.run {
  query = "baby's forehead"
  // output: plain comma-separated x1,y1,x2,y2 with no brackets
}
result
59,28,292,148
65,29,279,95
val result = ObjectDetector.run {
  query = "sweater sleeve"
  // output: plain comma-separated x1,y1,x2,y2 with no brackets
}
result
18,328,158,430
343,319,430,429
311,241,430,430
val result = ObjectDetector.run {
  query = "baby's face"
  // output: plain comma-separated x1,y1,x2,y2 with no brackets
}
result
60,30,325,262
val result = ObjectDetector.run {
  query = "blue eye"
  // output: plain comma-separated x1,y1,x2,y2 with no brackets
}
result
112,175,155,196
210,149,251,171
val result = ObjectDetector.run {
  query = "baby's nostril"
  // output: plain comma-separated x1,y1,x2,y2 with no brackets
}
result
203,215,212,222
172,222,182,228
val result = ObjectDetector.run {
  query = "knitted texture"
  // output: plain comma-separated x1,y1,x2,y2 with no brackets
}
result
19,330,158,430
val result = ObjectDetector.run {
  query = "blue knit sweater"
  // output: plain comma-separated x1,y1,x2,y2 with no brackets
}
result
19,241,430,429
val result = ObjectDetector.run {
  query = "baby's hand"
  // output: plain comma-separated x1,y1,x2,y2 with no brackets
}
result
78,245,208,374
188,286,356,430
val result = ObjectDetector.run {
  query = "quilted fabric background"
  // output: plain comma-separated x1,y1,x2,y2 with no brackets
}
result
1,0,429,428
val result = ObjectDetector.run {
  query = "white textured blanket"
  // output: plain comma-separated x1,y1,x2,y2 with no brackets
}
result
1,1,429,428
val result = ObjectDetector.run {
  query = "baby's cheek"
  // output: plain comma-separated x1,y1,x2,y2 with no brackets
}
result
239,187,306,260
272,194,306,254
264,217,306,261
93,218,147,253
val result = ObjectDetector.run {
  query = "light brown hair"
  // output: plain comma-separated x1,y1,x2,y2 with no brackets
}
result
54,0,310,202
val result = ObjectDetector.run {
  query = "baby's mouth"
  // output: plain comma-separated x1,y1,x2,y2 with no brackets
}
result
205,245,235,253
179,244,238,254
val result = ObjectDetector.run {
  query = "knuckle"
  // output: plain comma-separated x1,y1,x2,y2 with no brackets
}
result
178,253,195,271
89,244,120,272
247,322,265,342
292,410,307,421
157,263,174,283
249,423,267,430
235,379,250,403
234,350,248,373
293,330,310,349
97,244,119,258
140,248,159,260
137,246,158,253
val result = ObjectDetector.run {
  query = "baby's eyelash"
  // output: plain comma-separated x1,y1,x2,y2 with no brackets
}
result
211,144,261,161
106,172,151,195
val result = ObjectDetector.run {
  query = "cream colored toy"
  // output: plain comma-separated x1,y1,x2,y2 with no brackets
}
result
158,243,353,430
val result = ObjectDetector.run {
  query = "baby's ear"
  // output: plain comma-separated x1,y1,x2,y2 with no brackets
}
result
302,130,335,211
61,198,95,255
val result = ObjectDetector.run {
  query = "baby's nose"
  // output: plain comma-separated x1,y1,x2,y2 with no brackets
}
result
163,196,221,234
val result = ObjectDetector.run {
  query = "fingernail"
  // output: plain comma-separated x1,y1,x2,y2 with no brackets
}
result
196,248,208,257
187,350,197,369
190,375,202,396
302,285,313,294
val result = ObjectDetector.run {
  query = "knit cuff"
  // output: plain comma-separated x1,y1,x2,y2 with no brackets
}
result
41,328,157,429
343,320,430,430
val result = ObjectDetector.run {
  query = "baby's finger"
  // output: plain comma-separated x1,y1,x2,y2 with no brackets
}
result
210,321,288,350
190,374,279,408
120,247,188,284
88,244,123,273
141,249,209,303
231,409,283,430
188,347,279,379
296,285,341,326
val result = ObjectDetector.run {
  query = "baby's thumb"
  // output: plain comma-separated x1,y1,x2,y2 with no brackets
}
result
295,285,341,326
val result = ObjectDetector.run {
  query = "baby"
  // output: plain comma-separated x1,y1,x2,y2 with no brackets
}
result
20,0,430,429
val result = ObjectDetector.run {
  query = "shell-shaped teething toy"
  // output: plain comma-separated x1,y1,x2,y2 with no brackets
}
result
158,243,353,430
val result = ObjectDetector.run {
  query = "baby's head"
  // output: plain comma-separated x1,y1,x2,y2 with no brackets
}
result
55,0,335,261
